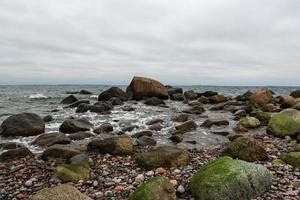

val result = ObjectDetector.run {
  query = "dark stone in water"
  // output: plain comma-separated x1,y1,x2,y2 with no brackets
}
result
171,93,185,101
171,114,189,122
198,91,218,97
200,119,229,128
59,118,93,133
144,97,165,106
169,135,183,143
122,125,139,132
212,131,230,136
209,95,228,104
60,95,78,104
132,130,153,138
76,103,111,113
41,144,80,160
109,97,123,105
146,119,164,126
68,131,94,140
32,132,71,147
137,136,157,146
64,100,90,108
184,90,198,100
183,105,205,115
79,90,93,95
168,87,183,97
98,87,127,101
175,120,197,134
93,123,113,134
43,115,53,122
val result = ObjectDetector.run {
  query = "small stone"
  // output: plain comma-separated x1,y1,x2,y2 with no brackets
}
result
177,185,185,194
155,167,166,174
135,174,145,183
146,170,154,177
174,169,181,174
93,180,99,187
115,185,125,192
95,191,104,199
24,180,33,187
170,179,178,186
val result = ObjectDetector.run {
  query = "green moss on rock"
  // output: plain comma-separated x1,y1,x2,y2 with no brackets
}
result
190,156,272,200
267,109,300,137
285,152,300,169
129,176,176,200
136,145,189,169
239,117,260,128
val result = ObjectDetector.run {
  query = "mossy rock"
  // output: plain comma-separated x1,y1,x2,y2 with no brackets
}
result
129,176,176,200
223,137,268,162
294,144,300,152
87,135,133,155
251,112,271,126
285,152,300,169
267,109,300,137
271,159,285,165
190,156,272,200
239,117,260,128
53,154,90,182
136,145,189,169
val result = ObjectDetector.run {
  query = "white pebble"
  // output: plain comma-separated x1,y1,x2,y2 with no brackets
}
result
177,185,185,193
24,180,33,187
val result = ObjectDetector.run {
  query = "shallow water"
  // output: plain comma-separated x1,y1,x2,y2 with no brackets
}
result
0,85,298,153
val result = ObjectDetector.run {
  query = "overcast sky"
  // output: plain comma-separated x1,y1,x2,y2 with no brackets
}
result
0,0,300,86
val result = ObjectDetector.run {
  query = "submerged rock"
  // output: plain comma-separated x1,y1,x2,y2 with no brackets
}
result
64,100,90,108
43,115,53,122
136,145,189,169
144,97,165,106
171,93,185,101
132,130,153,138
267,109,300,137
76,103,112,113
201,119,229,128
98,87,127,101
129,176,176,200
60,95,78,104
190,156,272,200
79,90,93,95
175,120,197,134
87,135,133,155
59,118,93,133
28,184,92,200
93,123,113,134
0,113,45,137
126,76,168,100
223,136,268,161
183,105,205,115
32,132,71,147
171,114,189,122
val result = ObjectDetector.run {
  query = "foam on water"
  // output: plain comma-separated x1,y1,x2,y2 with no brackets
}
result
28,94,49,99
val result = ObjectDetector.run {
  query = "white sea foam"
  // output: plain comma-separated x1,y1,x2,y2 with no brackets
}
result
29,93,48,99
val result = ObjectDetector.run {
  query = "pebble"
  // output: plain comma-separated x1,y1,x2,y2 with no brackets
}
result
93,180,99,187
24,180,32,187
177,185,185,193
135,174,145,183
146,170,154,176
155,167,166,174
94,191,104,199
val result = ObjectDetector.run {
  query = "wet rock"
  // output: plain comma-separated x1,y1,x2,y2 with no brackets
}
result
98,87,127,101
250,111,271,126
53,154,90,182
137,136,157,146
28,184,92,200
0,142,23,150
136,145,189,169
126,76,168,100
43,115,53,122
209,95,228,104
235,90,253,101
198,96,209,104
175,120,197,134
212,131,230,136
184,90,198,100
144,97,165,106
250,89,273,105
183,105,205,115
60,95,78,104
190,156,272,200
171,114,189,122
224,136,268,161
109,97,123,105
129,176,176,200
201,119,229,128
41,144,80,160
149,123,163,131
169,135,183,143
244,101,257,113
171,93,185,101
79,90,93,95
59,118,93,133
233,110,247,120
261,103,277,112
146,119,164,126
267,108,300,137
87,135,133,155
168,87,183,97
0,113,45,137
290,90,300,98
199,91,218,97
188,101,203,107
121,125,139,132
279,95,300,108
121,105,135,111
93,123,113,134
132,130,153,138
64,100,90,108
233,124,249,133
76,103,112,113
284,152,300,169
68,131,94,140
238,117,260,128
0,147,33,162
32,132,71,147
292,102,300,111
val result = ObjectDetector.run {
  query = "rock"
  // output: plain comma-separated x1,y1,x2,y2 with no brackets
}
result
199,91,218,97
267,109,300,137
64,100,90,108
126,76,168,100
250,112,271,126
132,130,153,138
146,119,164,126
224,137,268,161
121,106,135,111
98,87,127,101
60,95,78,104
183,105,205,115
137,136,157,146
43,115,53,122
293,102,300,111
294,143,300,152
233,110,247,120
261,103,277,112
25,180,33,187
79,90,93,95
297,135,300,143
0,147,33,162
175,120,197,134
198,96,209,104
121,125,139,132
244,101,257,113
235,90,253,101
184,90,198,100
177,185,185,194
0,142,23,150
144,97,165,106
290,90,300,98
76,103,111,113
201,119,229,128
32,132,71,147
250,89,273,105
188,101,203,107
53,154,90,182
279,95,300,108
136,145,189,169
149,123,163,131
233,124,248,133
129,176,176,200
190,156,272,200
212,131,230,136
238,117,260,128
168,87,183,97
109,97,123,105
171,114,189,122
209,95,228,104
169,135,183,143
171,93,185,101
68,131,94,140
41,144,80,160
59,118,93,133
284,152,300,169
87,135,133,155
93,123,113,134
0,113,45,137
28,184,92,200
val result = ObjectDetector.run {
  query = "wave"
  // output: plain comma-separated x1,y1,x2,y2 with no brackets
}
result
28,94,49,99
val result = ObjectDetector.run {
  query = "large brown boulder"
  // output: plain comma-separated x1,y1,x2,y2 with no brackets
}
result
0,113,45,137
279,95,300,108
126,76,168,100
98,87,127,101
250,89,273,105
